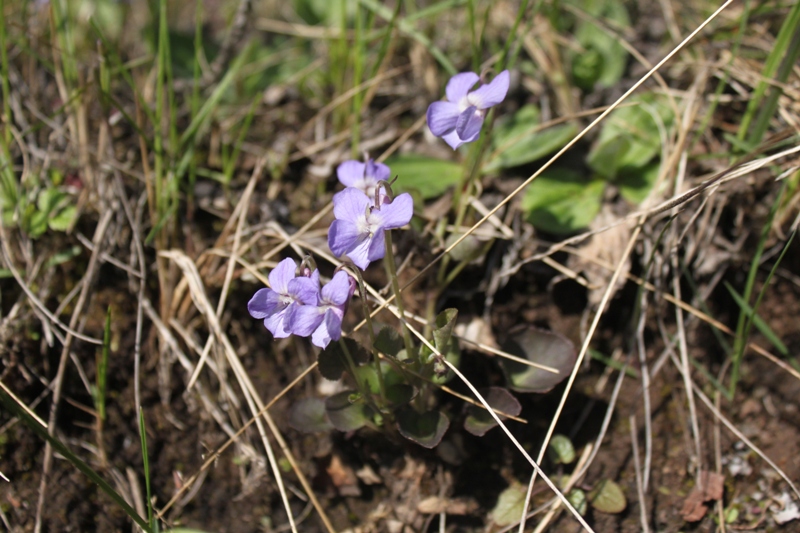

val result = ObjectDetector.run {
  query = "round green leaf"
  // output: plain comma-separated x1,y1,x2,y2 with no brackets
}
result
396,408,449,448
325,390,370,432
567,488,588,516
464,387,521,437
288,397,333,433
490,483,527,526
499,327,576,393
588,479,627,514
521,170,605,235
547,434,576,464
385,155,463,199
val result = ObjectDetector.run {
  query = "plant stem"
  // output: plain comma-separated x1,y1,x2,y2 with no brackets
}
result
383,229,415,360
358,282,387,403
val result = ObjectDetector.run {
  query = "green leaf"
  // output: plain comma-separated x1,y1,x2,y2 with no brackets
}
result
547,434,576,464
464,387,521,437
491,483,527,526
587,94,674,180
588,479,627,514
352,365,381,395
317,338,370,380
288,397,334,433
385,384,415,406
317,343,347,381
618,162,660,205
386,155,463,199
432,308,458,355
521,170,605,234
567,488,588,516
485,105,578,172
396,408,449,448
374,326,404,358
499,327,576,393
48,205,77,232
569,0,631,88
325,391,371,432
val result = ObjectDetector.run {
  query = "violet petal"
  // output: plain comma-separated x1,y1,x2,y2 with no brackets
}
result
376,193,413,229
322,271,352,306
285,304,324,337
468,70,509,109
455,107,484,142
248,288,279,319
268,257,297,294
366,227,386,263
332,187,370,222
336,160,365,188
328,219,362,257
445,72,479,102
427,101,460,136
442,130,465,150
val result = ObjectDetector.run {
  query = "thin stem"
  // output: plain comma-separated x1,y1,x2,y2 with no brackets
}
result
357,278,387,403
383,229,415,359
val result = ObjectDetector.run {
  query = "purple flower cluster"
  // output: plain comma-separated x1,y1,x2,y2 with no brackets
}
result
248,258,355,348
427,70,509,149
251,69,508,349
328,159,414,271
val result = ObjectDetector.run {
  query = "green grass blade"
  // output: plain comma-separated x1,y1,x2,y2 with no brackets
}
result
139,407,157,532
729,183,785,397
0,390,152,532
179,48,248,150
738,1,800,145
724,282,788,356
359,0,456,75
94,307,112,421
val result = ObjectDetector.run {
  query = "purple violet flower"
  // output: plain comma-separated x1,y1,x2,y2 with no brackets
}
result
248,258,320,338
426,70,510,149
335,159,390,205
286,271,357,349
328,187,414,270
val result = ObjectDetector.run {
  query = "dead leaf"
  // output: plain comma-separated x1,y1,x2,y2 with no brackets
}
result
356,464,382,485
417,496,478,515
570,205,632,307
680,471,725,522
327,454,361,497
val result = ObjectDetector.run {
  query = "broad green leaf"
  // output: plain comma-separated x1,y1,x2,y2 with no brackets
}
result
548,434,576,464
48,205,77,232
396,408,449,448
587,94,674,180
464,387,521,437
569,0,631,88
352,365,381,395
385,384,415,406
567,488,588,516
318,338,370,380
432,308,458,355
317,343,347,380
288,397,334,433
491,483,527,526
485,105,577,172
618,161,660,205
374,326,404,358
499,327,576,393
589,479,627,513
325,391,371,432
386,155,463,199
521,170,605,234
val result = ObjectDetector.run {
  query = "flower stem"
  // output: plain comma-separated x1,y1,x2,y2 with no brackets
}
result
383,229,416,361
357,282,387,404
